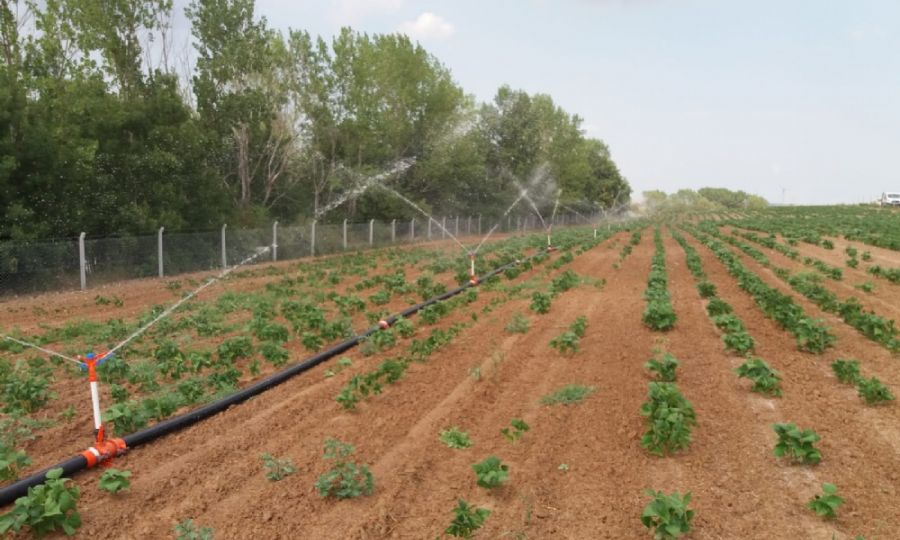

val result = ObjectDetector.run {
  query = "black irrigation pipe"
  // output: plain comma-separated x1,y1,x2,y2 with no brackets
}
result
0,250,545,506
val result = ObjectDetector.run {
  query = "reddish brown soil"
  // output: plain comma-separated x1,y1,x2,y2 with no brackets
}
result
720,226,900,329
683,231,900,539
3,229,900,538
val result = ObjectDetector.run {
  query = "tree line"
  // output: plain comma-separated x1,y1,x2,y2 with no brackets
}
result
0,0,630,241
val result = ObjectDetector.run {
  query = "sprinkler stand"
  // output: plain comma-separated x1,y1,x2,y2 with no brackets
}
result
79,351,113,443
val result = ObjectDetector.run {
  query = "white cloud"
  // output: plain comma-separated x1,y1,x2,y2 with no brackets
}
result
398,12,456,41
332,0,403,24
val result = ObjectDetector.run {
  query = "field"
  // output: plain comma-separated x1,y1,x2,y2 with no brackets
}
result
2,208,900,539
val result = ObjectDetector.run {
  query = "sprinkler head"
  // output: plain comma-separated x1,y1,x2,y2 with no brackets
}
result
469,278,478,286
378,320,390,330
546,246,557,252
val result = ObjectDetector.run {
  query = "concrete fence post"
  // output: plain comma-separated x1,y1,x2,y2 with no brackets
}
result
391,219,396,243
410,218,415,240
455,216,459,236
517,216,521,232
158,227,165,277
221,224,227,269
272,221,278,262
310,220,317,256
442,217,446,239
507,215,511,231
467,216,471,234
342,219,348,250
369,219,374,246
478,214,482,235
79,232,86,290
428,219,432,239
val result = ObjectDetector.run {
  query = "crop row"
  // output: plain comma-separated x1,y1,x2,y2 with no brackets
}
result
642,228,677,331
700,224,900,352
682,225,835,353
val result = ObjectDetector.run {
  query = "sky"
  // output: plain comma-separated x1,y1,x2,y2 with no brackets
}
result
177,0,900,205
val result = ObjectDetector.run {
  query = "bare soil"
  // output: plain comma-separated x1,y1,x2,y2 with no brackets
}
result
3,229,900,539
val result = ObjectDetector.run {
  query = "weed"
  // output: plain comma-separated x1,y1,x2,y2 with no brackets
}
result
505,313,531,334
0,443,30,482
174,519,213,540
540,385,595,406
472,456,509,489
98,468,132,494
444,499,491,538
315,439,374,499
440,427,473,449
773,423,821,465
807,483,843,519
641,489,694,539
501,418,530,442
549,331,580,355
260,453,297,481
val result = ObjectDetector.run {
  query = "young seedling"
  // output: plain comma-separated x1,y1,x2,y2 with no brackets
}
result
807,483,843,519
641,383,696,456
773,423,822,465
641,489,694,539
0,468,81,536
440,427,473,449
500,418,530,442
260,453,297,481
645,353,679,382
472,456,509,489
530,292,552,314
856,376,894,405
315,438,374,499
831,359,861,384
735,357,782,397
98,468,132,494
444,499,491,538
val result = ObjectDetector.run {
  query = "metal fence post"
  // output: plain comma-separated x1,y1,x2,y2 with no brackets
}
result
272,221,278,262
369,219,374,246
221,224,227,268
310,220,316,256
391,219,396,243
342,219,348,250
410,218,415,240
79,232,86,290
158,227,165,277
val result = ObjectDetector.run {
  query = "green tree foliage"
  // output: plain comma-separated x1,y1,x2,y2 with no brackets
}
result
0,0,631,241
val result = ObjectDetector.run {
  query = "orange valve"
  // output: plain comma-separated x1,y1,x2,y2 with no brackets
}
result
80,438,127,469
378,320,390,330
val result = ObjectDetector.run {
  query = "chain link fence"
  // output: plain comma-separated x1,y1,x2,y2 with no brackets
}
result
0,212,599,297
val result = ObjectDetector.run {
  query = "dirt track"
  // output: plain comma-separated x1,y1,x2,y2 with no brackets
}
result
4,228,900,538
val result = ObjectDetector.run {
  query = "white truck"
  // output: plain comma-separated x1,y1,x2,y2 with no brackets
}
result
880,192,900,207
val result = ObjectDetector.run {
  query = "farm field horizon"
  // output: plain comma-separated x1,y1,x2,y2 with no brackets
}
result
3,208,900,538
